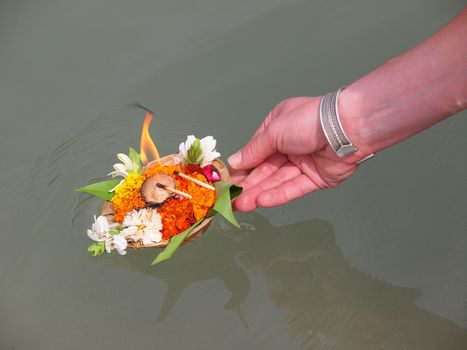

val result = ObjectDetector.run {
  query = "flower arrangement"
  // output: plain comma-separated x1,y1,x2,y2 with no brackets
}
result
76,114,242,265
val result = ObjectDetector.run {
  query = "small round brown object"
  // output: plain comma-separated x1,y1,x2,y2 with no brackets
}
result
140,172,176,205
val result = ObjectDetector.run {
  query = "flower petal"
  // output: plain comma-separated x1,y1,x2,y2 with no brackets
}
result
108,170,128,178
113,163,127,173
90,215,109,235
202,164,222,182
88,215,111,242
108,179,125,192
117,153,133,169
201,151,221,167
200,136,216,154
142,230,162,245
123,209,142,226
87,229,101,241
105,239,112,253
179,135,196,158
112,235,128,255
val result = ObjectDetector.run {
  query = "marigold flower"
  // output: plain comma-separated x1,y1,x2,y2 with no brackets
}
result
111,173,146,223
185,172,216,220
158,197,196,240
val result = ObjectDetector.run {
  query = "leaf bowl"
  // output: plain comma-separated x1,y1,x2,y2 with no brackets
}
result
101,154,230,249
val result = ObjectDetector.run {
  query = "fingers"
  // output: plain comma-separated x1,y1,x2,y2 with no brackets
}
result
229,152,286,185
234,161,301,212
238,153,288,191
228,129,276,170
228,112,275,179
229,168,250,185
256,174,320,208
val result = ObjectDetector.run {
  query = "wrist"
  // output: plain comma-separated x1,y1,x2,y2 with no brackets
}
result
319,87,376,165
337,87,377,158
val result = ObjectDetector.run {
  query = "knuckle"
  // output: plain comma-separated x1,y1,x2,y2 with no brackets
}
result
244,135,261,159
264,111,274,127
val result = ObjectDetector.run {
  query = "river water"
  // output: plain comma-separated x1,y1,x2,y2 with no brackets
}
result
0,0,466,349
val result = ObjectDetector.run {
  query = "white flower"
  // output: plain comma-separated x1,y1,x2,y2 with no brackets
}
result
121,208,163,244
87,215,111,242
141,230,162,246
178,135,221,167
199,136,221,166
87,215,127,255
108,153,134,178
178,135,197,158
105,234,128,255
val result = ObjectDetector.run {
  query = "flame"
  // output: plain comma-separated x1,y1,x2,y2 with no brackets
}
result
140,112,160,164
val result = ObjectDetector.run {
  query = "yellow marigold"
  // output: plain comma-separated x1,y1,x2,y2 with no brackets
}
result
111,173,146,223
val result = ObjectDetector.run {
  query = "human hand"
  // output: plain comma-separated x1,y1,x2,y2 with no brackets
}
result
228,96,360,212
229,8,467,212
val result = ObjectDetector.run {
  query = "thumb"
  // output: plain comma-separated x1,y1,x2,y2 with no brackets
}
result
228,128,276,170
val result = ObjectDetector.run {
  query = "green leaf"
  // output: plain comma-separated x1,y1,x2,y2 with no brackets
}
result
87,241,105,256
129,147,142,174
75,179,121,201
229,184,243,200
151,220,204,265
109,225,123,235
185,138,203,165
211,182,243,228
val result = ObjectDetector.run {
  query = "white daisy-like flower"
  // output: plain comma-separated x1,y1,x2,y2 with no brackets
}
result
108,153,133,178
177,135,221,167
87,215,128,255
121,208,163,244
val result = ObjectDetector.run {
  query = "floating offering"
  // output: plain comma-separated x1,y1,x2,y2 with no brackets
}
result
76,111,242,265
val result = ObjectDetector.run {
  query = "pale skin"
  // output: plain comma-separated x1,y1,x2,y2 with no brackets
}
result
229,8,467,212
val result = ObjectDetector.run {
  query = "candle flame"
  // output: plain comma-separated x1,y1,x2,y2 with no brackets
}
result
140,112,160,164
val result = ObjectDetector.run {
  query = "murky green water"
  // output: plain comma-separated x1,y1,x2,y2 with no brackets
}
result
0,0,466,349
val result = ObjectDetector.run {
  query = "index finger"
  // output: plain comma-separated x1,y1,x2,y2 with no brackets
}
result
228,129,276,170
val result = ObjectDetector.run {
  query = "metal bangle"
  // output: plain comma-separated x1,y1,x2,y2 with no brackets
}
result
319,88,375,165
319,88,358,158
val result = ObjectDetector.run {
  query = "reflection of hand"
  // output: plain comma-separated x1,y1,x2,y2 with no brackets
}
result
228,97,358,212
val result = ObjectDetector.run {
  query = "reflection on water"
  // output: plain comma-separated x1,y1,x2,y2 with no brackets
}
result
1,104,464,348
234,215,467,349
0,103,465,349
72,198,467,349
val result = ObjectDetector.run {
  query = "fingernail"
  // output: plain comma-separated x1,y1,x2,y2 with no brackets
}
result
228,152,242,169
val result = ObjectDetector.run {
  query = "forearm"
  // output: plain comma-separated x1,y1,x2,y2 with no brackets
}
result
339,8,467,156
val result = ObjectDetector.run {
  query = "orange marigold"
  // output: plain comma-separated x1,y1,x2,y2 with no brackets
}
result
111,173,146,223
184,172,216,221
158,197,196,240
144,164,182,179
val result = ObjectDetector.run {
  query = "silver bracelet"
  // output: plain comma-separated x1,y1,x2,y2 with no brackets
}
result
319,88,375,163
319,88,358,158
